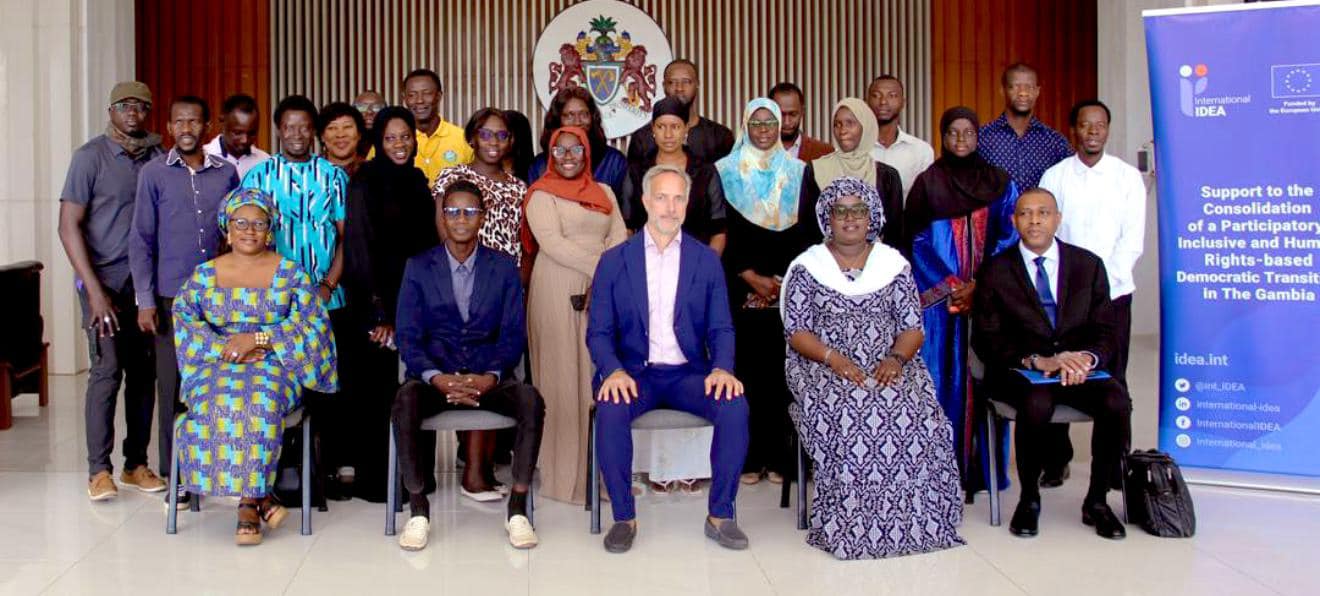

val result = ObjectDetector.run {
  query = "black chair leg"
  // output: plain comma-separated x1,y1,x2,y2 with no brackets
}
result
779,434,793,509
796,439,807,531
584,411,593,513
589,410,601,535
386,421,398,536
987,404,1002,527
301,415,312,535
166,420,179,534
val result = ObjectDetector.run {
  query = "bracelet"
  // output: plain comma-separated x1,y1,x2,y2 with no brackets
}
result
318,279,336,291
823,348,834,366
254,331,270,348
886,351,908,365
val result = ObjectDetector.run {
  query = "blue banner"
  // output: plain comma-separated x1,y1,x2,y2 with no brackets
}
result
1145,2,1320,478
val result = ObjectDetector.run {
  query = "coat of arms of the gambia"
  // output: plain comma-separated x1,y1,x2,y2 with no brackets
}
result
548,15,657,112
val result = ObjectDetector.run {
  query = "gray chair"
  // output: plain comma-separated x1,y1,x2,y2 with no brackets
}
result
167,406,312,535
985,399,1128,526
587,407,712,534
385,410,530,535
782,402,809,530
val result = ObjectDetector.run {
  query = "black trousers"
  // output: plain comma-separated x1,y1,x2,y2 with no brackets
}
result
1043,294,1134,475
392,379,545,511
153,297,182,477
332,315,402,502
993,372,1130,503
735,308,793,475
79,282,155,477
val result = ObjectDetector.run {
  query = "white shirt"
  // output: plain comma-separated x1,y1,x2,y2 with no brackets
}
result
643,228,687,365
870,127,935,202
204,135,271,179
1038,153,1146,298
1020,240,1060,304
783,135,802,159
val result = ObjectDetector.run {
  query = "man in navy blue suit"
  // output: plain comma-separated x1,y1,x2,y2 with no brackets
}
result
393,180,545,551
587,164,750,553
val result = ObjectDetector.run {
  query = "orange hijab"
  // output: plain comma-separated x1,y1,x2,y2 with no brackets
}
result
520,126,614,264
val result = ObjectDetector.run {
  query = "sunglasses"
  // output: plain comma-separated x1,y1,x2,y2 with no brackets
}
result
747,118,779,130
230,218,271,232
830,204,870,220
477,128,512,142
353,102,385,113
551,145,586,159
111,101,149,114
442,206,483,219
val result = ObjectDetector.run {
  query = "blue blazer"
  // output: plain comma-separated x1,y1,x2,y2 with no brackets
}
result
396,244,526,380
586,231,735,377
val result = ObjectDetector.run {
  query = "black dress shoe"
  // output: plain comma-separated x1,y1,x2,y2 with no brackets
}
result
603,521,637,553
1040,466,1070,488
1082,502,1127,540
1009,499,1040,538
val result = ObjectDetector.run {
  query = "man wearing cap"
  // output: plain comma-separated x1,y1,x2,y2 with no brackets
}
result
58,81,168,501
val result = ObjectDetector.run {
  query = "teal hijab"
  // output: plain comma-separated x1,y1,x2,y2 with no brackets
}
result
716,98,806,231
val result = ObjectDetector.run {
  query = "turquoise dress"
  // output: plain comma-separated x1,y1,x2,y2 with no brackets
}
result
172,258,338,497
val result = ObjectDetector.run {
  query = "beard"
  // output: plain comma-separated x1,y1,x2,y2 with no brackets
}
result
780,128,800,143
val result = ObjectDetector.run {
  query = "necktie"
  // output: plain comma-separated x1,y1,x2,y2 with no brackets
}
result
1034,255,1057,327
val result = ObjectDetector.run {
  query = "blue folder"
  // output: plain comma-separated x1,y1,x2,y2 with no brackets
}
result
1014,368,1112,385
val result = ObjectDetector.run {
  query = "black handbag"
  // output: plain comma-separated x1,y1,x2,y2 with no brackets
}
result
1124,449,1196,537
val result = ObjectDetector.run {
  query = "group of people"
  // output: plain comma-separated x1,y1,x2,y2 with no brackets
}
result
59,57,1146,559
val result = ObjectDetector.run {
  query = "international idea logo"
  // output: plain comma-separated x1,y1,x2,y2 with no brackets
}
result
534,0,673,139
1178,62,1250,118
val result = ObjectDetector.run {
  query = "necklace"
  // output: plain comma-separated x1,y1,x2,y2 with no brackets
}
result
828,242,871,271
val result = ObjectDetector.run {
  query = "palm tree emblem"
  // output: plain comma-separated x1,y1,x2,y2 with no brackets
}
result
588,15,620,60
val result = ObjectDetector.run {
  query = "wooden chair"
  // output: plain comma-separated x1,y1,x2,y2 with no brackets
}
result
0,261,49,430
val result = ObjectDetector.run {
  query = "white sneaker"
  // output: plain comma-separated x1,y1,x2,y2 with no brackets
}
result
399,516,430,551
460,486,504,502
505,515,538,549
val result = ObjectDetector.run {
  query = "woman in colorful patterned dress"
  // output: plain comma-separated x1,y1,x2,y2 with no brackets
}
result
781,177,964,559
173,188,338,545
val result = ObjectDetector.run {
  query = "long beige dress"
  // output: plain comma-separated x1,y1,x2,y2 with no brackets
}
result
527,185,627,504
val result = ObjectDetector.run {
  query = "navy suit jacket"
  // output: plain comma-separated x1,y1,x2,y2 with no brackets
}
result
586,231,736,377
396,244,526,380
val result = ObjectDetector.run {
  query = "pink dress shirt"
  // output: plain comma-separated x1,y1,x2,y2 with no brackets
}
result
644,228,687,365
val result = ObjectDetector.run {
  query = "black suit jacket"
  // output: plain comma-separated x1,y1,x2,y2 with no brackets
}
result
972,239,1116,373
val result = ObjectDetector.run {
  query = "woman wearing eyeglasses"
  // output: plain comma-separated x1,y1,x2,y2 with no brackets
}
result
433,108,529,266
528,87,628,199
340,106,439,502
717,98,809,486
172,188,338,545
782,177,964,559
523,126,627,505
904,106,1020,498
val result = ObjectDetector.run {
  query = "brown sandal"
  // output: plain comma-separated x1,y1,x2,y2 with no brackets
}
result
236,502,262,546
259,497,288,530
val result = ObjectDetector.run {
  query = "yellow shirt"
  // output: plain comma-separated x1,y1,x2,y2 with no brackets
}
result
414,119,473,185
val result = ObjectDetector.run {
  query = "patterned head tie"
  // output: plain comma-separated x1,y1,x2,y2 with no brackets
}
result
815,176,885,242
217,188,276,234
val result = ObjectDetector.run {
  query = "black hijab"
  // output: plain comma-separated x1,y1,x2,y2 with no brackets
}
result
344,106,438,324
904,106,1011,246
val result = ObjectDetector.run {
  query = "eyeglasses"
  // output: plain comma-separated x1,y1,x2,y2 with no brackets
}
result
111,101,149,114
477,128,511,142
442,206,483,219
551,145,586,159
747,118,779,131
944,129,977,141
353,102,385,113
230,218,271,232
830,204,870,220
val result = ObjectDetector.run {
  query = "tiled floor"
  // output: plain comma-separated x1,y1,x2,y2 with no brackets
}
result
1,336,1315,595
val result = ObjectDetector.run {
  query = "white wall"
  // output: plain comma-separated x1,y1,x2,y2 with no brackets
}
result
0,0,135,374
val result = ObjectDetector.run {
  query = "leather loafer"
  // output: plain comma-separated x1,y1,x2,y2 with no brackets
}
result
1083,502,1127,540
704,517,749,550
1009,499,1040,538
1040,466,1070,488
603,521,637,553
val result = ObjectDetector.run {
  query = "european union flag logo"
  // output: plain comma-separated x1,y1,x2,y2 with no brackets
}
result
1272,64,1320,98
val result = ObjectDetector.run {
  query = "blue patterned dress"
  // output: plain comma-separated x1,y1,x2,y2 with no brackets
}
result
172,258,338,497
783,264,964,560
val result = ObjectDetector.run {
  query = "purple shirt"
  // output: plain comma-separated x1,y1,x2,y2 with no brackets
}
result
977,113,1073,191
644,228,687,365
129,148,239,308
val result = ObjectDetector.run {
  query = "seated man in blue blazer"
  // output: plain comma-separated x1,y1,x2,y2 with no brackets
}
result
972,188,1130,541
587,164,750,553
393,180,546,551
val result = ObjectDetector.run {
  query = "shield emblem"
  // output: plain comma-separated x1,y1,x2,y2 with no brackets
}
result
585,62,622,104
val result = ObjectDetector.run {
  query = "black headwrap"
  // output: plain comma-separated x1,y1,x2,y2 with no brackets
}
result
652,95,691,123
903,106,1012,247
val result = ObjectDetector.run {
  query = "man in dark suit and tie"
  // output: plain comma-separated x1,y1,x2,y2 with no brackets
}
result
972,187,1130,540
393,180,546,551
587,164,751,553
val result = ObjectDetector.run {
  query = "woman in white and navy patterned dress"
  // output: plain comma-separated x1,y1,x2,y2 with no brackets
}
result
781,176,964,560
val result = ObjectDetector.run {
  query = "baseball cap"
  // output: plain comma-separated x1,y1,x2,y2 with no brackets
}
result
109,81,152,105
